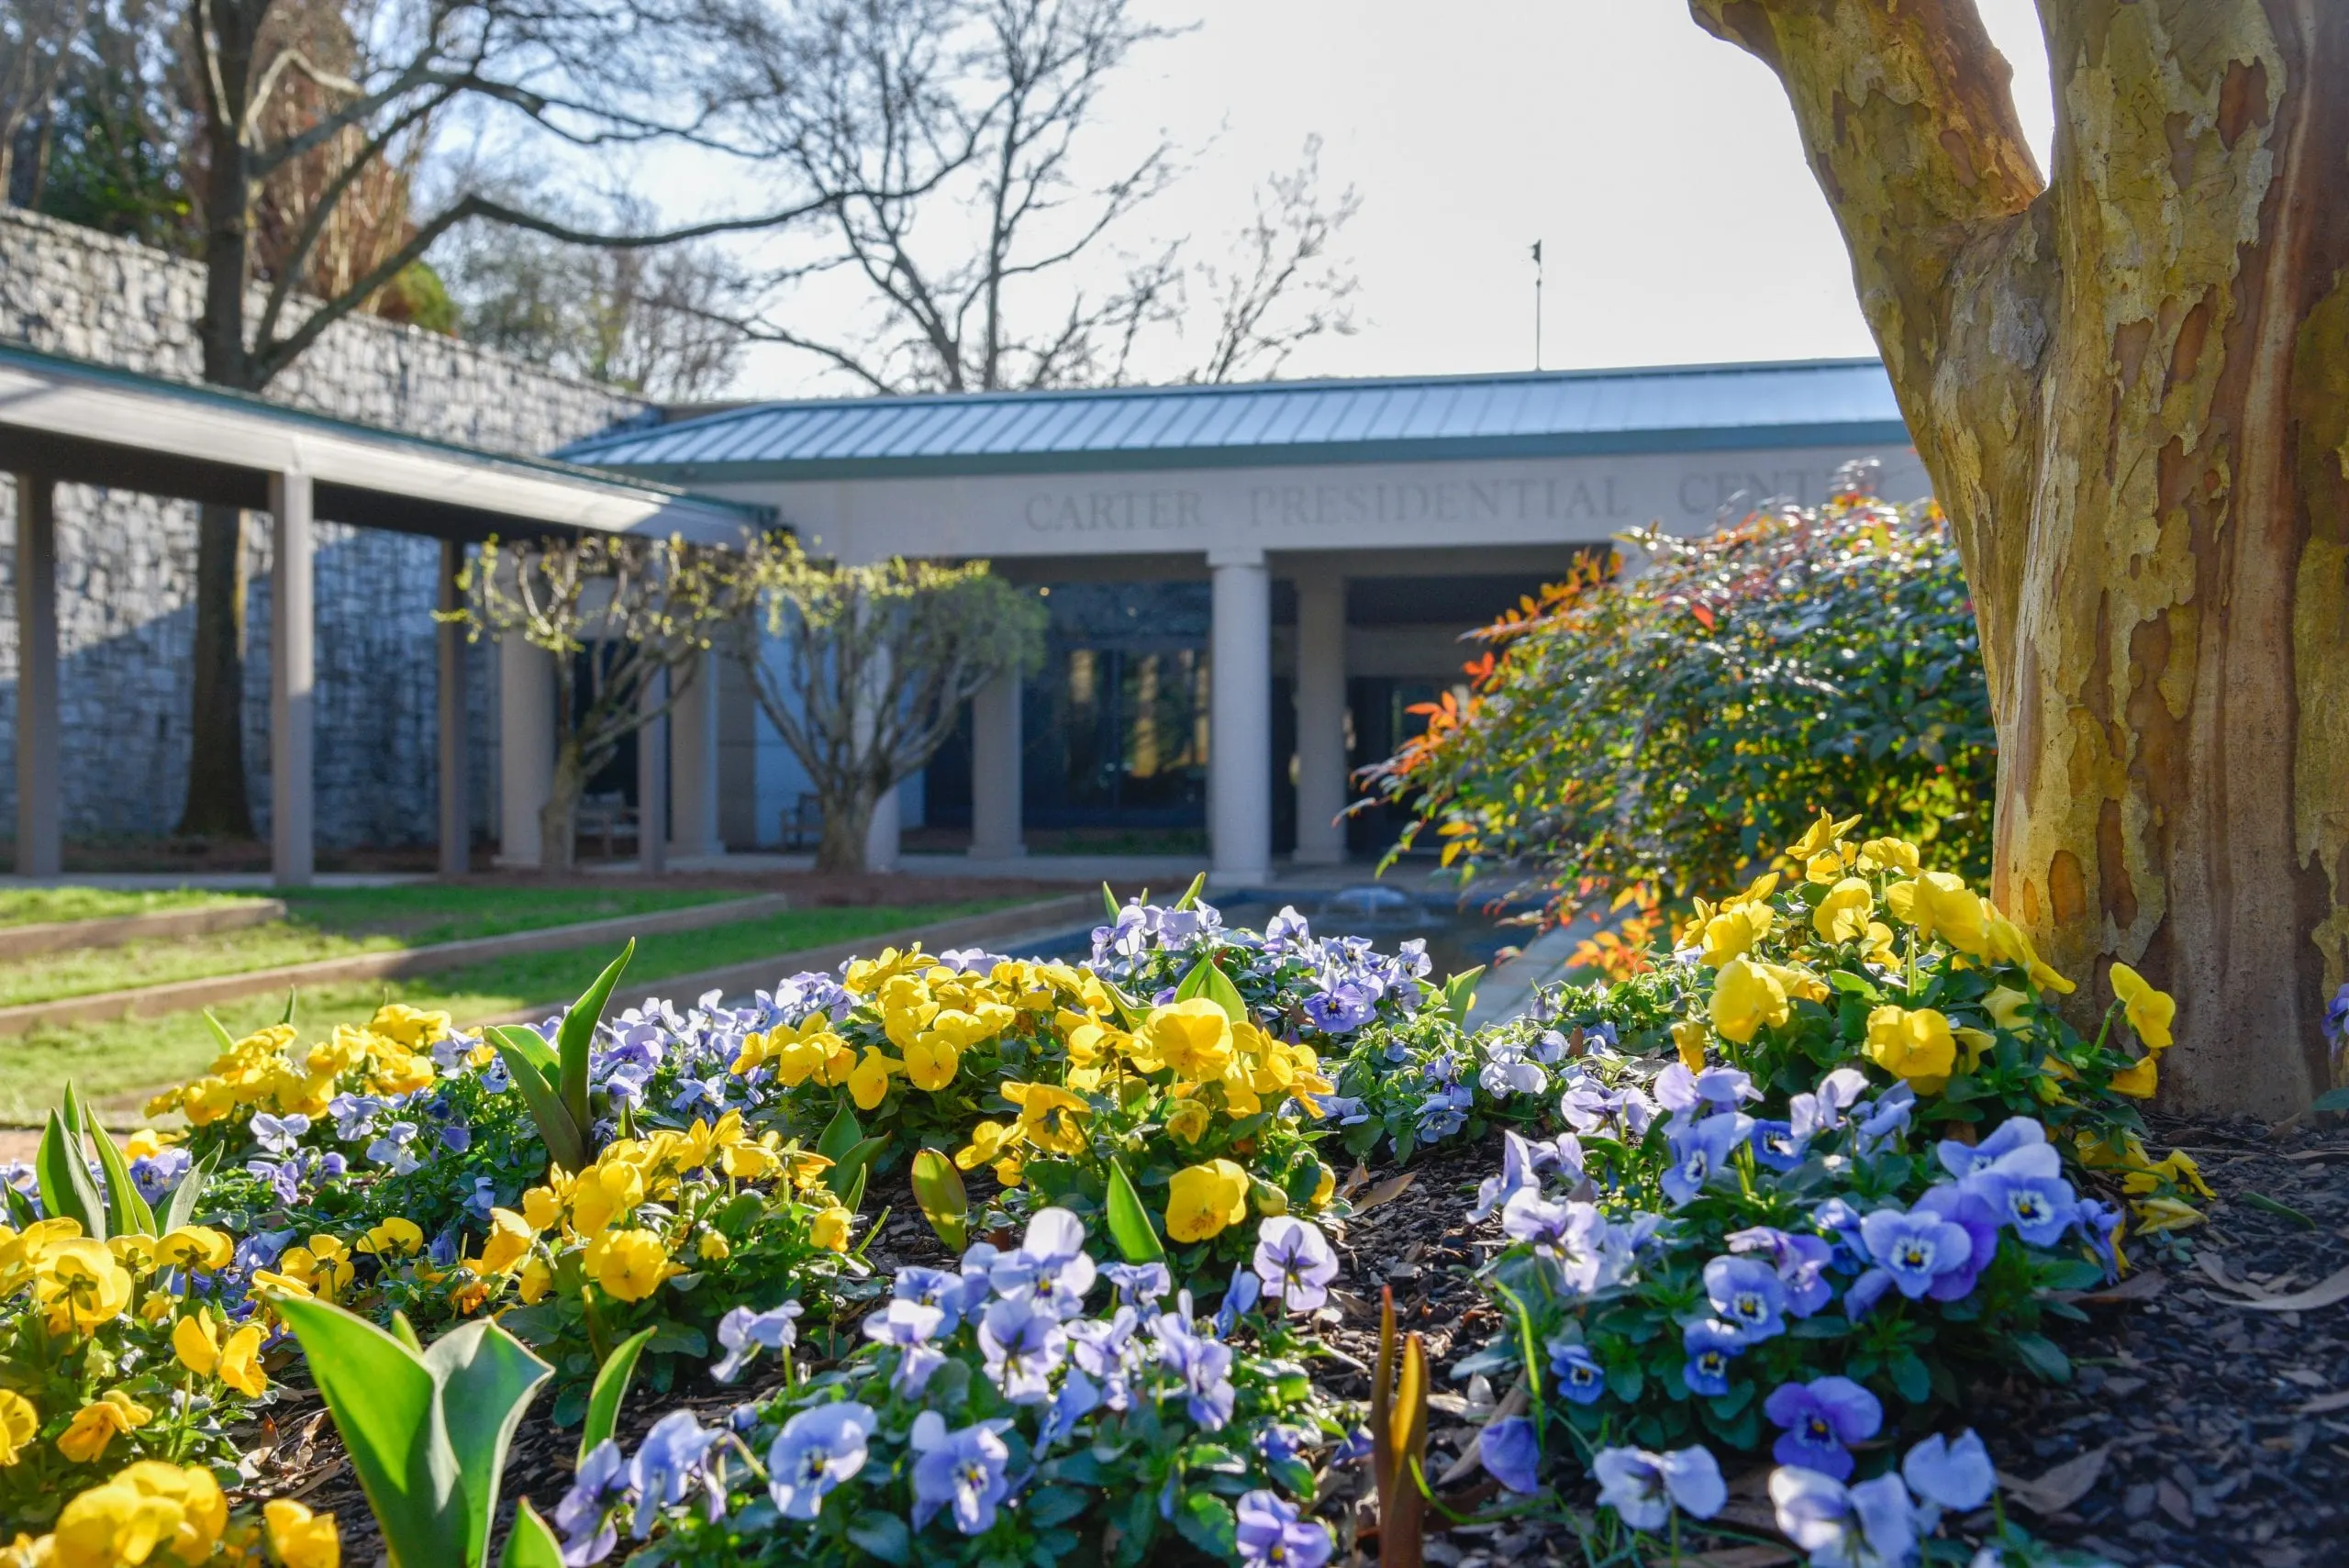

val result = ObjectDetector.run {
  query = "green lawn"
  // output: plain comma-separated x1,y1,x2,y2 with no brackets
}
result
0,886,259,927
0,884,746,1008
0,900,1019,1124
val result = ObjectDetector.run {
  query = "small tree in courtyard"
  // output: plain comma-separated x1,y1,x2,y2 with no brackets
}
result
456,533,750,873
727,537,1045,874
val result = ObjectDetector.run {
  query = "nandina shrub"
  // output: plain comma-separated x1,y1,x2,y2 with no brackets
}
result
1363,466,1996,966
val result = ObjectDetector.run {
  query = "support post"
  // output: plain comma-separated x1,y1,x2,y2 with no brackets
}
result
1208,548,1273,888
1293,568,1348,865
269,471,315,886
968,668,1025,860
497,633,553,867
13,475,59,878
638,666,669,876
667,650,720,862
436,539,469,876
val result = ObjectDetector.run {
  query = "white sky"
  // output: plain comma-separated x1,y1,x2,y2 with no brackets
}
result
719,0,2056,396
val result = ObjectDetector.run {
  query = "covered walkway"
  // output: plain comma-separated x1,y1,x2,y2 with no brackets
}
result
0,342,757,885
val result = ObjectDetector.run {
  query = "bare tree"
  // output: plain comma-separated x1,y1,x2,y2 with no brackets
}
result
1188,135,1360,384
168,0,843,841
0,0,92,201
455,533,751,873
726,536,1043,872
1687,0,2347,1118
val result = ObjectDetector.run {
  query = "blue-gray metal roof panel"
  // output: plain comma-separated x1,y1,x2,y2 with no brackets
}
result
559,359,1909,478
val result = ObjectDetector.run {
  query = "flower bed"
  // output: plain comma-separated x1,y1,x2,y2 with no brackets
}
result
0,819,2235,1567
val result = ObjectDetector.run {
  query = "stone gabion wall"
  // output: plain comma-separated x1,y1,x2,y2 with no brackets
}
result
0,207,648,850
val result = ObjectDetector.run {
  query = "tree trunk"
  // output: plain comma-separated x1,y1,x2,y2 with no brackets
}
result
815,785,874,875
1690,0,2348,1116
182,24,264,844
176,502,255,838
540,737,586,874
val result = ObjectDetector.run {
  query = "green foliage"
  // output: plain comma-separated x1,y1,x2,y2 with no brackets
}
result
1366,475,1996,929
275,1297,554,1568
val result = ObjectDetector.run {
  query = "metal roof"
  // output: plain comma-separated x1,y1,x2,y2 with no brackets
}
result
0,341,768,543
559,358,1909,483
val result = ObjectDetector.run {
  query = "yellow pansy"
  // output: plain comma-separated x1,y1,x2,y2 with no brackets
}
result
1980,906,2075,995
2132,1196,2204,1234
107,1234,159,1275
1855,837,1921,876
1883,871,1988,956
1953,1026,1996,1074
1003,1081,1092,1156
1311,1164,1336,1208
585,1229,676,1303
843,945,934,995
953,1119,1023,1172
1787,810,1861,863
1164,1159,1250,1243
1699,903,1774,968
901,1035,962,1093
1163,1095,1212,1145
57,1391,153,1464
1812,877,1875,943
263,1498,341,1568
0,1390,34,1469
50,1461,226,1568
36,1240,133,1332
2121,1151,2213,1199
697,1230,731,1262
471,1209,535,1277
368,1002,452,1050
846,1047,905,1111
155,1227,233,1273
568,1162,647,1237
1141,999,1237,1082
123,1129,164,1160
1671,1019,1709,1072
518,1256,554,1306
2108,1058,2158,1097
358,1218,424,1259
810,1207,855,1252
1864,1006,1957,1092
1982,985,2033,1032
1709,956,1789,1045
2108,962,2175,1050
521,1184,564,1234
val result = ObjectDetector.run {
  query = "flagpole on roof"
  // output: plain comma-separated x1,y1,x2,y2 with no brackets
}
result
1531,240,1544,371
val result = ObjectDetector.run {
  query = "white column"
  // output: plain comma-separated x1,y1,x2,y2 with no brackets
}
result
14,475,59,878
268,471,315,887
968,668,1024,860
638,667,669,876
436,539,469,877
498,633,553,867
1293,568,1348,865
1208,547,1273,887
667,651,721,861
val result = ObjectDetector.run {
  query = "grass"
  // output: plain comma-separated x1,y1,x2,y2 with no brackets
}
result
0,899,1024,1125
0,884,745,1008
0,887,261,927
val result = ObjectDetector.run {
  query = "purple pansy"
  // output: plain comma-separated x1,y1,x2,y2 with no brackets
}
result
1763,1376,1883,1481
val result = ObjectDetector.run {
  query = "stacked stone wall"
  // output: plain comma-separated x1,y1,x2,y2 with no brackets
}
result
0,206,646,849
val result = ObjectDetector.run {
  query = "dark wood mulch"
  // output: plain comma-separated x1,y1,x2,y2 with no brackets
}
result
237,1118,2349,1567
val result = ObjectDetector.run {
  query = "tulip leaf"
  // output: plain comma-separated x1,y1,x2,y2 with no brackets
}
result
580,1327,658,1467
1441,966,1485,1028
1174,955,1248,1024
35,1105,105,1239
280,986,299,1026
1,1182,35,1229
558,941,635,1134
815,1102,864,1165
1101,882,1121,923
491,1033,584,1174
500,1499,566,1568
1171,871,1208,911
826,1135,889,1202
909,1149,969,1252
423,1318,555,1568
276,1296,469,1568
1098,977,1150,1032
1104,1157,1165,1263
200,1009,239,1055
85,1110,156,1237
485,1024,558,1077
159,1151,217,1234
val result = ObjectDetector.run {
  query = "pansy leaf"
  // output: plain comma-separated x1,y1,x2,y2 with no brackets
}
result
578,1327,656,1467
1172,1492,1236,1560
845,1515,912,1565
2009,1332,2072,1385
1103,1157,1165,1263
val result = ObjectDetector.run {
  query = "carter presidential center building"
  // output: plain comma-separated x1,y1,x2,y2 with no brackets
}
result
557,358,1928,886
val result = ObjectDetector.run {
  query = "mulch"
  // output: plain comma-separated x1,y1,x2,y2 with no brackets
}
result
235,1115,2349,1567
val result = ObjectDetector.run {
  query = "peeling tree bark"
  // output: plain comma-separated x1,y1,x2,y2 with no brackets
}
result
1689,0,2349,1117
